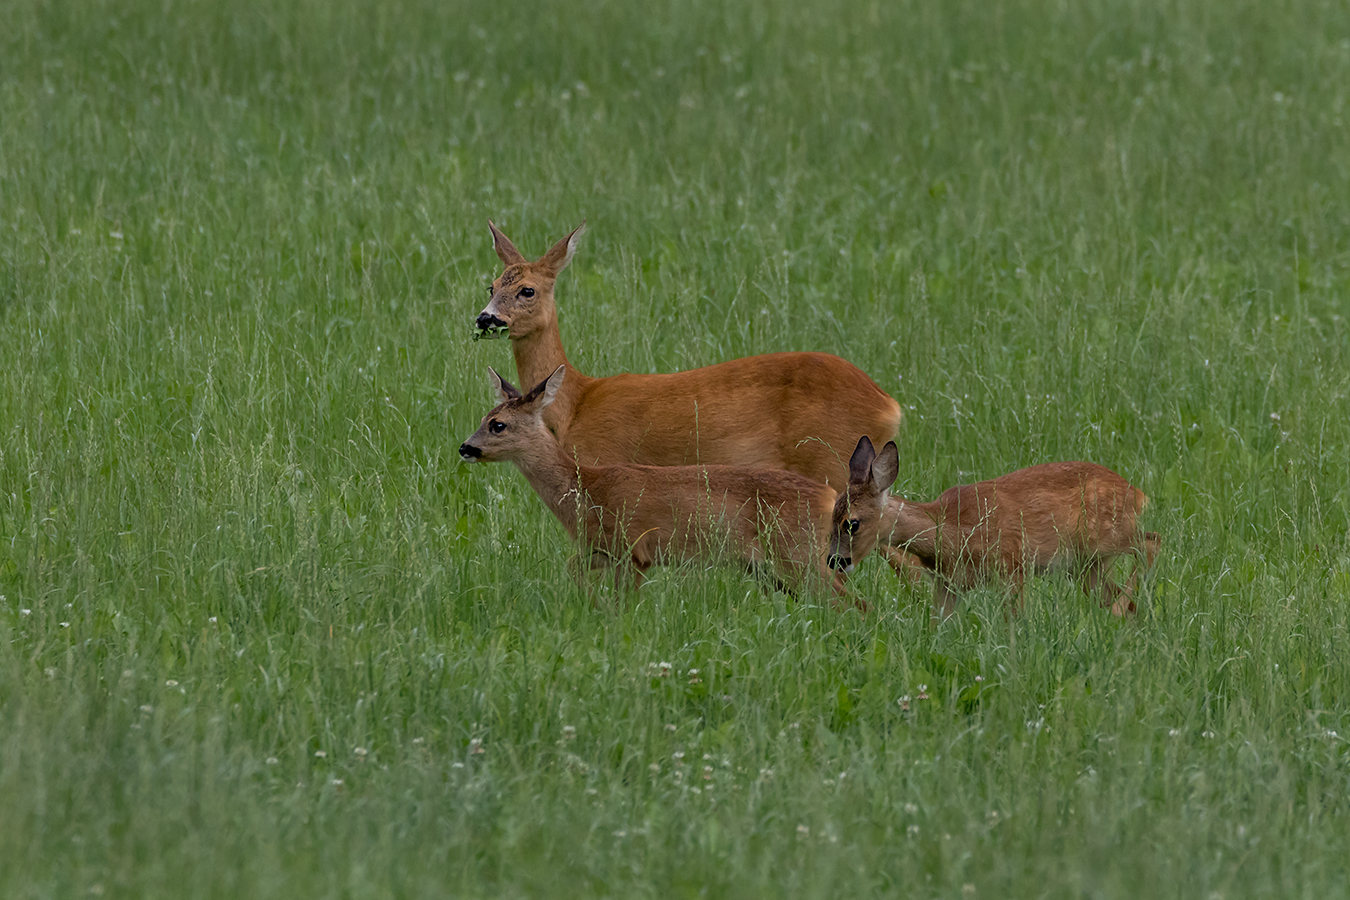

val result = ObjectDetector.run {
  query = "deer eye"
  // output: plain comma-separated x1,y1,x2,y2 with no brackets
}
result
846,519,861,535
489,420,507,434
486,284,493,294
520,286,535,298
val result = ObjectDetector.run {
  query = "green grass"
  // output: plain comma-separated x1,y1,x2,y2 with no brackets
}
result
3,0,1350,896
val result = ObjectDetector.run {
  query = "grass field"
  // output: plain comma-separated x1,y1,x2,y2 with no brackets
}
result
3,0,1350,896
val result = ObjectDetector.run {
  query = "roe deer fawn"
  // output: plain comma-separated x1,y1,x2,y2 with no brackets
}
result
459,365,856,606
474,221,902,490
828,438,1160,618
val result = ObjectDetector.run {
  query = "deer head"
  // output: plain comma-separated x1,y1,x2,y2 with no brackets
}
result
827,436,899,572
459,365,567,462
475,221,586,340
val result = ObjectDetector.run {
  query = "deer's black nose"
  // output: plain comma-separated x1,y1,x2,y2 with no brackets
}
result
827,554,851,572
459,442,482,461
476,312,507,331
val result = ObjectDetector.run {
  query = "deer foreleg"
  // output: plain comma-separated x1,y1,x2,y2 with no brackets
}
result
931,581,960,622
881,547,930,587
1081,558,1135,616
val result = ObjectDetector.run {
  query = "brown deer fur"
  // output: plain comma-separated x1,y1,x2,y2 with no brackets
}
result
475,221,903,490
828,438,1160,618
460,366,854,606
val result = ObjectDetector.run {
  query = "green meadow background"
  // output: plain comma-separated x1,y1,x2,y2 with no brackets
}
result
3,0,1350,896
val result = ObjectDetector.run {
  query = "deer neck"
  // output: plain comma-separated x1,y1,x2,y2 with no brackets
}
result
511,316,588,433
509,436,588,538
881,495,940,564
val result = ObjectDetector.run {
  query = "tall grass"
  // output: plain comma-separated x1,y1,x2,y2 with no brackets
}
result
2,0,1350,896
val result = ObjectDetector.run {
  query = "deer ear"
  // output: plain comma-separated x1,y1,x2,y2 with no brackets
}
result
870,441,900,496
522,364,566,411
847,436,876,486
488,220,526,266
539,221,586,274
538,364,566,409
488,366,521,403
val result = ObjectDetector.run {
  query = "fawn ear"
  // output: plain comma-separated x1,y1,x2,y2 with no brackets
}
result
523,364,566,411
538,364,566,409
847,436,876,486
488,366,521,404
539,221,586,274
488,220,526,266
870,441,900,496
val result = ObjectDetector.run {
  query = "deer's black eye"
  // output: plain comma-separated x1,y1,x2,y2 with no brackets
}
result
847,519,861,535
520,286,535,298
489,420,507,434
487,284,493,294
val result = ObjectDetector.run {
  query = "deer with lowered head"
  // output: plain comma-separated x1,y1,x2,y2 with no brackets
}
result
828,437,1160,618
474,221,902,490
459,365,857,607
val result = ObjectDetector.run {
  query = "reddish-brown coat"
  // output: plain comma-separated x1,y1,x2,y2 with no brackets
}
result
830,439,1159,617
477,222,902,489
460,366,854,606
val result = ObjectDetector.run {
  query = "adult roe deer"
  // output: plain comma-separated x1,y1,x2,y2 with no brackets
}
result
459,365,856,606
474,221,902,490
828,438,1160,618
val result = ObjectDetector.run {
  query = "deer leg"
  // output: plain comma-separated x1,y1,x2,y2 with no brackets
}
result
822,562,868,614
1113,531,1160,616
1002,558,1029,617
1117,553,1142,616
1129,532,1161,593
882,547,929,588
1082,557,1134,616
622,550,653,593
1143,532,1161,568
931,581,960,623
568,550,612,605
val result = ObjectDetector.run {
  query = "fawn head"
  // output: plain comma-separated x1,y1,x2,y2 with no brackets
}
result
459,365,566,462
476,221,586,340
827,437,899,572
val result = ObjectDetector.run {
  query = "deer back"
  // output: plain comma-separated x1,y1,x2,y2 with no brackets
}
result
931,462,1149,582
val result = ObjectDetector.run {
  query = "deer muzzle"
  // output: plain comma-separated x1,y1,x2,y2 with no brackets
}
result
475,311,508,333
827,554,853,573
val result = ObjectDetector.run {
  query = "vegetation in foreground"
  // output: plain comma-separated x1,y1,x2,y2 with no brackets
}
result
2,0,1350,896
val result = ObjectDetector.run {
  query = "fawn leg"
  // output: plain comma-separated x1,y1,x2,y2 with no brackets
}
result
1127,532,1161,593
882,547,929,588
1144,532,1161,567
823,562,868,614
1082,558,1134,616
1110,532,1161,616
